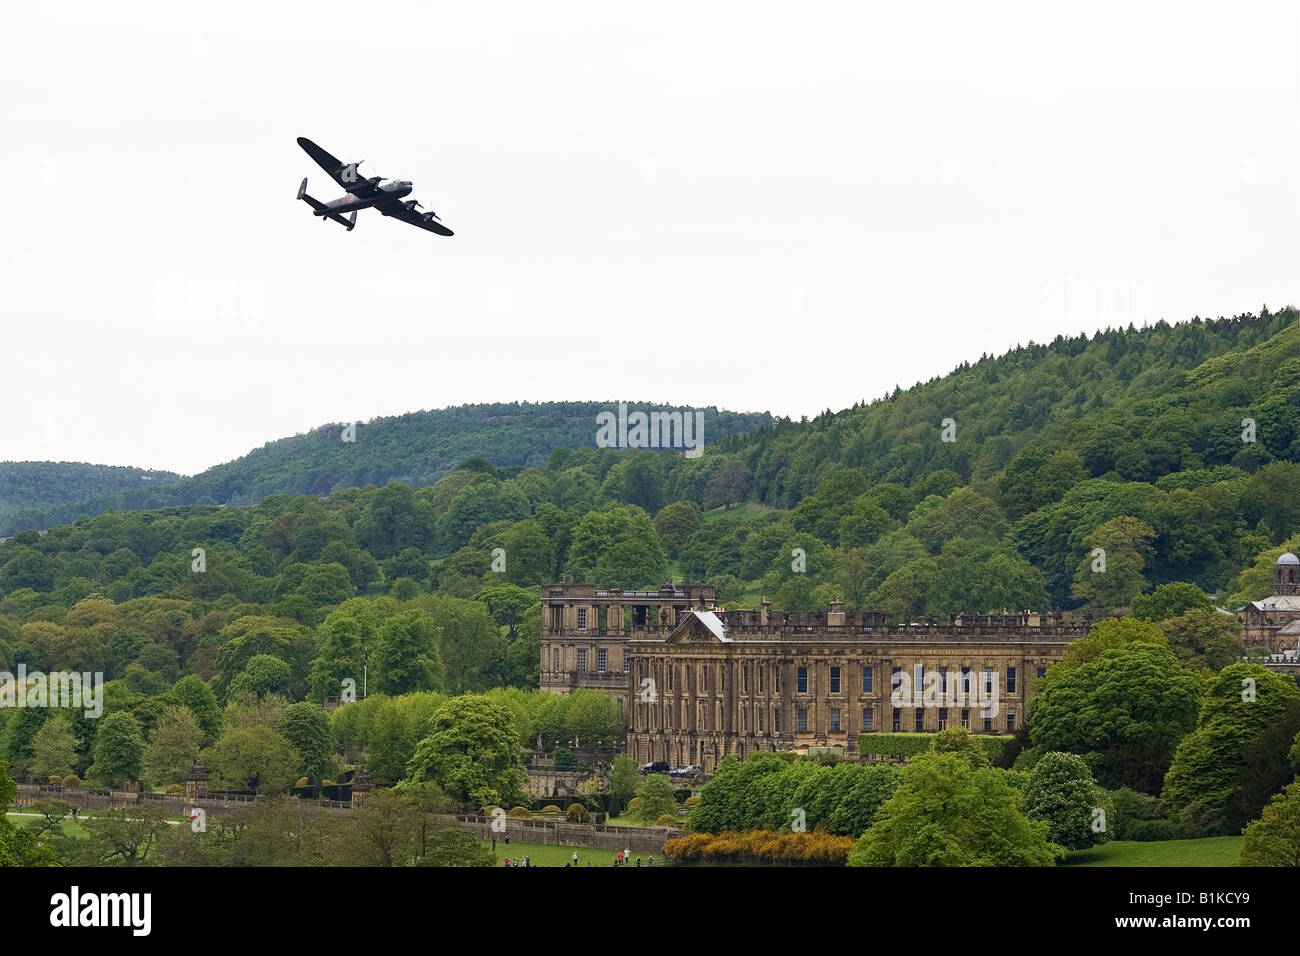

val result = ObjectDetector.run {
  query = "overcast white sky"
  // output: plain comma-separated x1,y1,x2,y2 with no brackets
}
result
3,0,1297,475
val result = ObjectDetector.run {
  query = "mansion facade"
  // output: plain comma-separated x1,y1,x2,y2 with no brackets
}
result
1238,552,1300,652
540,583,1087,774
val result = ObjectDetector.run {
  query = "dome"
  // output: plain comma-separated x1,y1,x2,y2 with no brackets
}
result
1279,552,1300,566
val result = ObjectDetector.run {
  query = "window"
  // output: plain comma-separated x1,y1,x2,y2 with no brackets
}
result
1006,667,1016,693
913,709,924,732
797,667,808,693
984,668,993,695
892,708,901,732
758,668,764,692
891,667,902,694
577,648,587,671
862,708,874,732
774,708,781,732
830,708,841,733
962,667,971,694
668,667,674,692
758,708,764,732
961,708,970,729
597,648,607,673
1006,709,1016,732
862,666,873,693
577,608,587,630
983,715,993,732
1036,666,1046,680
700,666,708,693
830,666,840,694
938,707,948,731
624,652,630,673
797,708,809,732
552,648,560,672
742,666,748,693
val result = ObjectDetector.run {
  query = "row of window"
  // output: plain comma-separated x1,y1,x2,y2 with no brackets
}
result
553,647,631,673
795,665,1045,695
792,707,1018,733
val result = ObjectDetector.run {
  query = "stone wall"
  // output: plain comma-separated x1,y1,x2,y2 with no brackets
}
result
456,814,678,854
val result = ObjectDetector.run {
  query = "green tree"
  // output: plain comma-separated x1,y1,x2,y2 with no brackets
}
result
610,755,639,805
403,695,528,808
67,805,172,867
633,773,680,824
1159,608,1244,671
166,674,223,744
1239,779,1300,866
847,752,1060,866
1071,516,1156,615
307,598,387,703
1021,751,1110,850
1130,582,1212,622
228,654,293,699
204,725,300,793
654,501,703,557
87,712,145,788
1030,642,1201,793
416,827,495,867
142,705,204,788
375,609,445,695
30,713,78,781
1162,664,1300,835
474,583,538,643
278,702,338,785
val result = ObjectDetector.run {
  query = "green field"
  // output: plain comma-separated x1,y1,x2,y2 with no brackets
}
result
487,840,662,867
1064,837,1243,867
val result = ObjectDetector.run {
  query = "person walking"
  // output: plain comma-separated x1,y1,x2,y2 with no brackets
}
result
636,856,642,867
572,850,579,866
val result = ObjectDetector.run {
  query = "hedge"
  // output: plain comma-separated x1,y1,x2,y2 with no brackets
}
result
857,732,1012,762
665,830,854,866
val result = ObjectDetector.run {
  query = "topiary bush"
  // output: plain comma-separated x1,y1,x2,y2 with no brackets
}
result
656,813,680,827
508,806,532,818
164,784,184,795
62,775,81,789
540,804,563,814
684,795,701,806
296,777,309,788
565,802,590,822
47,775,62,786
626,797,642,811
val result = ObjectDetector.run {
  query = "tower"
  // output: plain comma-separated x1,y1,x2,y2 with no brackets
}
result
351,768,373,808
185,757,209,802
1277,552,1299,596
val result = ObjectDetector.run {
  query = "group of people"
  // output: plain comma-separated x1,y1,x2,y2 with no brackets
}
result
503,857,531,867
613,851,654,867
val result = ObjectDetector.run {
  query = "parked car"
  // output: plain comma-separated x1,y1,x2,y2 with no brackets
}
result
669,764,703,778
639,761,671,775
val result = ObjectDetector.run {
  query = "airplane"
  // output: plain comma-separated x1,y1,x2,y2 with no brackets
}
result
295,136,453,236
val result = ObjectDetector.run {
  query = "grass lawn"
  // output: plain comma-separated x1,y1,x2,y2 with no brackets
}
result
1064,837,1243,867
486,840,658,867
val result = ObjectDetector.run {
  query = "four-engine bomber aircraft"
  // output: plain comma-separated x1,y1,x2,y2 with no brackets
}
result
295,136,453,236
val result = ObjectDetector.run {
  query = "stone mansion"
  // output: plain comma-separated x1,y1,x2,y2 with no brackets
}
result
539,583,1088,774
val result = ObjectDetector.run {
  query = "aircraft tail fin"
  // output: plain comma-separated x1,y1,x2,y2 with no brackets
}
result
298,178,356,231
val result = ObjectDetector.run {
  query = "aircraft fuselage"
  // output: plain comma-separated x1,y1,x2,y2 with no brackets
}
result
316,181,413,216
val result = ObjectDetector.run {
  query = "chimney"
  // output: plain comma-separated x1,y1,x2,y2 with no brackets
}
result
827,601,845,626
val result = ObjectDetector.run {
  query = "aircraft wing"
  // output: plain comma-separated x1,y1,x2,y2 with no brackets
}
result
376,198,455,236
297,137,381,196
